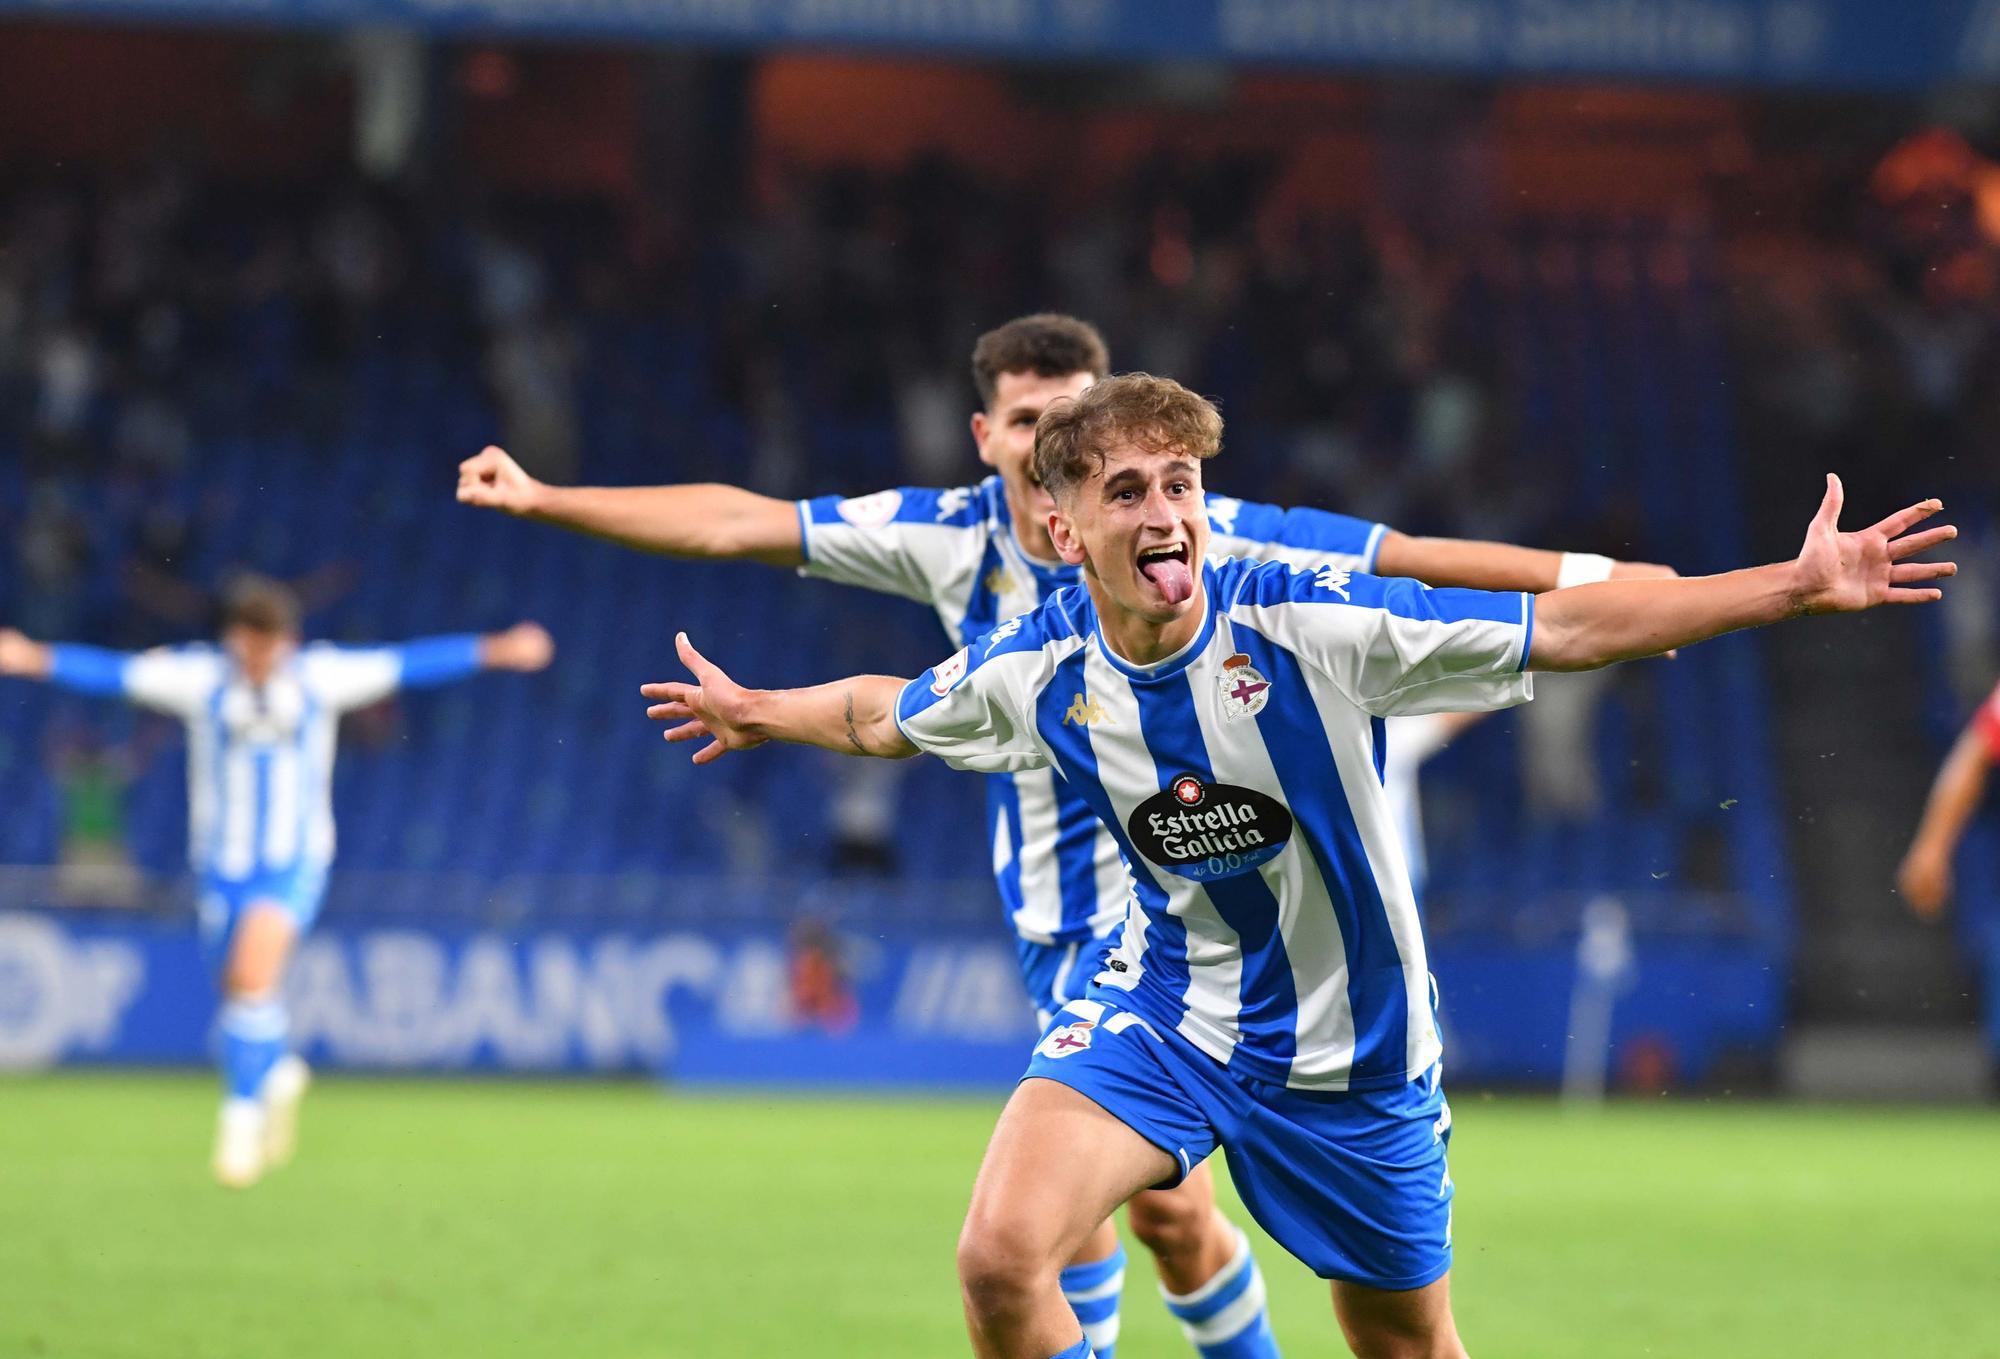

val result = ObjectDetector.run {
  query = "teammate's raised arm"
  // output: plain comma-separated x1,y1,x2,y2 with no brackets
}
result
456,445,804,566
1374,531,1677,592
1528,476,1953,672
0,628,54,680
642,633,916,764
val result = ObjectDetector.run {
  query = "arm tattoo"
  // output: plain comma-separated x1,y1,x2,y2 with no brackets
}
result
843,689,866,754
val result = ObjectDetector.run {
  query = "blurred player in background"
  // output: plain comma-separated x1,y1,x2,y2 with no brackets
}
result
641,374,1954,1359
0,578,553,1187
1897,682,2000,919
459,314,1670,1359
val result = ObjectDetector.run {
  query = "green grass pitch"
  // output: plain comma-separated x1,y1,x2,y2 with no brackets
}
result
3,1074,1996,1358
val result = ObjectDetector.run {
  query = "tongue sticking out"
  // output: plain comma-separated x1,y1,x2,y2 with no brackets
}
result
1140,555,1195,606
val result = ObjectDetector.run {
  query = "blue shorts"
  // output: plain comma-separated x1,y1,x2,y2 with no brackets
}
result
196,864,329,972
1015,933,1109,1028
1024,993,1454,1290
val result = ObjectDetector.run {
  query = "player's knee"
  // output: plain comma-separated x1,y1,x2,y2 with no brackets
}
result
1126,1191,1215,1262
955,1217,1051,1320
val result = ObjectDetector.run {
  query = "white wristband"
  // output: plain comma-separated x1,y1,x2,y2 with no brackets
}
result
1556,552,1616,589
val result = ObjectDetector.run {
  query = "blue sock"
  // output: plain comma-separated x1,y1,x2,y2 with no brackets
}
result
1047,1339,1095,1359
1161,1229,1281,1359
1060,1242,1125,1358
219,997,287,1101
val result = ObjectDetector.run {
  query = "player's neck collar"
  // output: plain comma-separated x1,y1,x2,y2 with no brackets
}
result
1090,569,1216,681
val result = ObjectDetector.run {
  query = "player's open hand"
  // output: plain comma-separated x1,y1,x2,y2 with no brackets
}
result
482,622,555,672
1790,475,1955,615
456,446,543,515
642,633,766,765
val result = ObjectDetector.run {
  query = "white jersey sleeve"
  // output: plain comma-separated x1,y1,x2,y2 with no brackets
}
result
1205,492,1388,573
892,611,1073,775
1224,559,1533,718
796,485,990,605
122,648,225,717
298,644,403,712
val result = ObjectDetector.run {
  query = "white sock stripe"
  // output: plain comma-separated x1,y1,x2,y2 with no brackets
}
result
220,999,288,1041
1160,1226,1252,1308
1178,1268,1267,1347
1080,1315,1120,1349
1064,1272,1127,1304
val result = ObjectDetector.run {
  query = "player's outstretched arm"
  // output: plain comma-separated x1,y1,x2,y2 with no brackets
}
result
642,633,918,764
1897,722,1995,920
1529,476,1954,672
1374,530,1676,592
456,446,804,566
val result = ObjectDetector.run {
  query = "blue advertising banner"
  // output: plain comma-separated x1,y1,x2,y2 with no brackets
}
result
0,0,1990,90
0,907,1791,1086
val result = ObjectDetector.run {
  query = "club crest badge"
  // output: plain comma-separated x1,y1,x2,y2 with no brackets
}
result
1217,652,1271,721
1037,1019,1095,1059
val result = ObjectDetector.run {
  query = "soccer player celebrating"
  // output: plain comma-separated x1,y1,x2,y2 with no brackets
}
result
0,578,553,1188
460,313,1670,1358
641,374,1953,1359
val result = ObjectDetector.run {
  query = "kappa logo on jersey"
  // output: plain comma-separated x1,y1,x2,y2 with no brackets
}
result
836,490,904,528
984,616,1026,654
1127,773,1294,881
1314,564,1352,600
934,487,973,521
928,647,971,696
1036,1018,1095,1058
1218,652,1271,721
1063,693,1109,726
1206,494,1243,536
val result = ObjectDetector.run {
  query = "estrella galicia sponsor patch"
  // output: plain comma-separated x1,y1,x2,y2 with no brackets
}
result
1126,773,1293,881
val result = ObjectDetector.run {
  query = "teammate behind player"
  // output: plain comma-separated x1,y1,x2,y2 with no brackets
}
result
459,313,1671,1359
0,578,553,1187
641,375,1953,1359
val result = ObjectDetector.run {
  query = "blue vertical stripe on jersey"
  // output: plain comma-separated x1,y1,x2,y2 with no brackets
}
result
1051,777,1107,943
251,748,273,876
1232,626,1410,1084
1034,649,1184,1001
1371,715,1388,785
956,535,1009,644
1125,667,1300,1076
986,774,1027,929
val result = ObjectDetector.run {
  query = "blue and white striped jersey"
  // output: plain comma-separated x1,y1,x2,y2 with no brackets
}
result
799,475,1388,946
894,557,1534,1091
48,637,483,881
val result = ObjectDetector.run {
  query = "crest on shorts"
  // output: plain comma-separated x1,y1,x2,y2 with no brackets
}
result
1217,652,1271,721
1036,1019,1096,1059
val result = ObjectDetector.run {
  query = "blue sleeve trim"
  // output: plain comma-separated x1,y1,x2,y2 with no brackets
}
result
1519,593,1536,671
47,644,131,697
794,500,813,563
395,635,485,688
